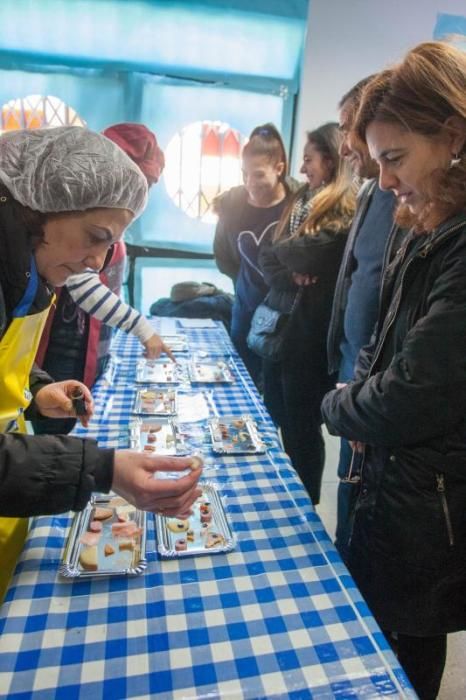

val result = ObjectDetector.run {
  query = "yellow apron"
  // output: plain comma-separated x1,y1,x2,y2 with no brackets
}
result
0,256,53,600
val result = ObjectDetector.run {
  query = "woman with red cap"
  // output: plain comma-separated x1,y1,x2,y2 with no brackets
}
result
34,122,171,435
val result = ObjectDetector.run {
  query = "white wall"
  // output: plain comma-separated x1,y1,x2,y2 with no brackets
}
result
291,0,466,173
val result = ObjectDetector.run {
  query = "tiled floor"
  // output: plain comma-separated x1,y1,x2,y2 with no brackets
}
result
318,429,465,699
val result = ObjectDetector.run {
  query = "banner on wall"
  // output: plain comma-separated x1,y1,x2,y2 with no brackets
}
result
433,12,466,50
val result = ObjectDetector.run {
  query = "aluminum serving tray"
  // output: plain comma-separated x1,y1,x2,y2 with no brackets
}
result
188,359,234,383
161,334,188,353
135,359,183,384
155,483,235,558
60,496,147,579
133,387,177,416
129,417,188,455
208,414,266,455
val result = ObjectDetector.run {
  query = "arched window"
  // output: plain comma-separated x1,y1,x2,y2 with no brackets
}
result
0,94,86,133
163,120,246,224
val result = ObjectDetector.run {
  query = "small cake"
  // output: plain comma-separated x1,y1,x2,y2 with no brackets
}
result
104,543,115,557
232,419,245,429
175,538,187,551
79,545,98,571
200,522,210,537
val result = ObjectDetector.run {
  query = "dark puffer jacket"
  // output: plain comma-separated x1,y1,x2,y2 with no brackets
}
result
321,212,466,636
0,196,114,517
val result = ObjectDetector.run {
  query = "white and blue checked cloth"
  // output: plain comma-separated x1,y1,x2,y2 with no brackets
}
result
0,321,415,698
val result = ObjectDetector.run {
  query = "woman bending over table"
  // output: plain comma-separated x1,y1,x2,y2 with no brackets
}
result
0,126,202,598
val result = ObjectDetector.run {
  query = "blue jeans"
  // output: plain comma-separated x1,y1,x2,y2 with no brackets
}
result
334,356,360,561
230,302,262,388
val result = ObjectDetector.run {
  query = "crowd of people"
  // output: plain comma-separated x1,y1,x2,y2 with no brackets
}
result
214,41,466,700
0,39,464,700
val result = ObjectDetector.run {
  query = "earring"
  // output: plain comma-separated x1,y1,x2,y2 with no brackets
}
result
450,153,461,168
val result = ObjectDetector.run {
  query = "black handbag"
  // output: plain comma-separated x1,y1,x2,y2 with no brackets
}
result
247,287,304,362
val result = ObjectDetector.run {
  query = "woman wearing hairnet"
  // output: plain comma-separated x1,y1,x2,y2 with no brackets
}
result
34,123,174,436
0,126,202,598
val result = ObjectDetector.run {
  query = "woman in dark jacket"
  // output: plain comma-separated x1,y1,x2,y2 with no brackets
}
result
260,123,355,503
321,42,466,699
0,127,201,598
213,123,299,386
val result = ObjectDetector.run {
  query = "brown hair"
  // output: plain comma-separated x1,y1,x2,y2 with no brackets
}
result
354,41,466,231
242,123,288,183
0,183,46,242
274,122,356,241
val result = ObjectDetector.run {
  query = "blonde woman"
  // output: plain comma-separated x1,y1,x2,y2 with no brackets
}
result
259,123,355,504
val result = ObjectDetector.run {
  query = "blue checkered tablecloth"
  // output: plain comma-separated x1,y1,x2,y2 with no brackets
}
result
0,320,415,699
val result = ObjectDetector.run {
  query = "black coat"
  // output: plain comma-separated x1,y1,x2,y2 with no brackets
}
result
0,196,114,517
322,212,466,635
259,229,348,371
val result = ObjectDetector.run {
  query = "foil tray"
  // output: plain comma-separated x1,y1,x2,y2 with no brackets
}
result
135,359,184,384
188,359,234,383
60,496,147,579
208,414,265,455
129,417,188,455
133,388,177,416
155,483,235,558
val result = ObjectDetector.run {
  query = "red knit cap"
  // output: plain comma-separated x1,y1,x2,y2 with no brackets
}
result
102,122,165,186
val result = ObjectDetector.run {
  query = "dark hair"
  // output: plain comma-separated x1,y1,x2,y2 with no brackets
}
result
354,41,466,231
338,74,377,110
0,183,46,242
242,123,288,182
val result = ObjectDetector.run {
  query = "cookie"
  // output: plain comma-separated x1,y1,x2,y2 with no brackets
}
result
189,456,203,471
205,532,225,549
93,507,113,521
167,518,189,533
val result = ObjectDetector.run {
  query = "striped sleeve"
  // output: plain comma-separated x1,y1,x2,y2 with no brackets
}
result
66,273,155,343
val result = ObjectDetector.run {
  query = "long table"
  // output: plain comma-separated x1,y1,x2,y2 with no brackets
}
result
0,320,415,698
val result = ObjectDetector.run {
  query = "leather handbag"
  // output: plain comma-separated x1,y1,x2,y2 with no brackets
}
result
247,287,304,362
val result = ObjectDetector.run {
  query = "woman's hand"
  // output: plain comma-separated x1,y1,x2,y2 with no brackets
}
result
112,452,203,517
34,380,94,427
143,333,176,362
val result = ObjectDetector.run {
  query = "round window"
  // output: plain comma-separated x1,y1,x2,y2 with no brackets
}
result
163,120,246,224
0,94,86,133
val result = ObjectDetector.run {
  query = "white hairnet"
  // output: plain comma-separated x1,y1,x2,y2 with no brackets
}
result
0,126,148,217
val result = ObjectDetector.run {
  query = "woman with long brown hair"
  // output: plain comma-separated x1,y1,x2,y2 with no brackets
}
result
259,122,355,504
213,123,299,386
322,42,466,699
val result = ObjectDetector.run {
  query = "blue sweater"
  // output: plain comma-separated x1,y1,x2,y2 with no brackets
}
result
339,186,395,380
